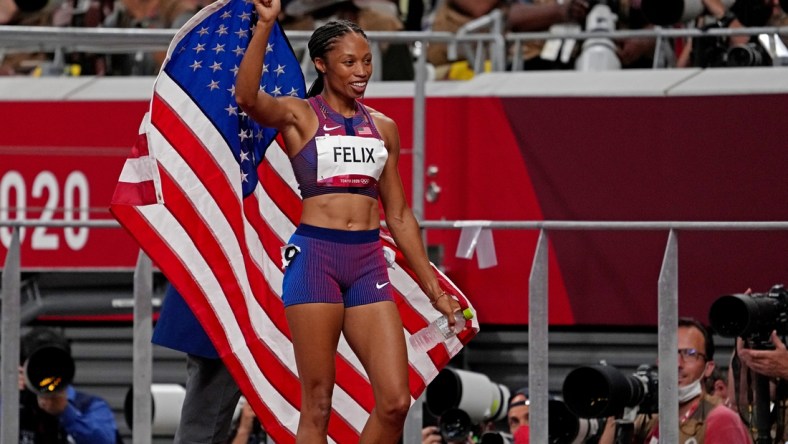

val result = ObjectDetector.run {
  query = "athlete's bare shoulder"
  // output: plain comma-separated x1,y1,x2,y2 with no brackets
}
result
278,95,312,113
364,105,397,132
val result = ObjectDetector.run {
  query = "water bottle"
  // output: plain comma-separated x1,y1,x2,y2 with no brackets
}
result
410,308,474,352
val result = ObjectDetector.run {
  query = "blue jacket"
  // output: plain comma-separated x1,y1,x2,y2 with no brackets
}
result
17,386,118,444
152,285,219,359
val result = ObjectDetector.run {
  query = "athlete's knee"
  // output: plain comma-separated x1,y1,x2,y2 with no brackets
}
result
377,392,411,424
302,390,334,426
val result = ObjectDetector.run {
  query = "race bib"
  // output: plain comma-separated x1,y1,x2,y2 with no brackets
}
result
316,135,387,187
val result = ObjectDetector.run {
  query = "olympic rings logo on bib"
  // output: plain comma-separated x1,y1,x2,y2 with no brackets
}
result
315,135,387,187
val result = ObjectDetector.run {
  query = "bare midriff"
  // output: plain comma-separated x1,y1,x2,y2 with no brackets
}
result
300,193,380,231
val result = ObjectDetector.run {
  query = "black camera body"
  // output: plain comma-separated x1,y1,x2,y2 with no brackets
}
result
709,284,788,349
693,21,775,68
562,363,658,419
479,431,513,444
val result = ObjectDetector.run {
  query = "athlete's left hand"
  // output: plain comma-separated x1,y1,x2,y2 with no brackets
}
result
432,292,462,328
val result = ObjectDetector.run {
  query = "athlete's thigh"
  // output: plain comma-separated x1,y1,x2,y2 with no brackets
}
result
286,303,345,387
343,301,409,393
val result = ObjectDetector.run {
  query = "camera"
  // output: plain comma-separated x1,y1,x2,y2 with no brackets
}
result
549,398,606,444
426,368,511,424
124,383,187,436
709,284,788,348
20,328,75,396
562,364,658,418
434,408,514,443
435,408,475,443
480,431,514,444
693,26,781,67
574,3,622,71
23,345,75,395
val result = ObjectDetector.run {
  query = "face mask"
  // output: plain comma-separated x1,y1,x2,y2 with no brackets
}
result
678,377,703,403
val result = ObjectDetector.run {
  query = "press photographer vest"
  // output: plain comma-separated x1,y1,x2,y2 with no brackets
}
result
640,394,720,444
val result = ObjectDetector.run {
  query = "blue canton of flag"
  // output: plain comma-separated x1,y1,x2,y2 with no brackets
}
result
164,1,305,196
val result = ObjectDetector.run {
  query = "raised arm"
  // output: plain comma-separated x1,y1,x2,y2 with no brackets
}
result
235,0,302,132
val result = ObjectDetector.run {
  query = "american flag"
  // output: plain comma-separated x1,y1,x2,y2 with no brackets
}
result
110,1,479,441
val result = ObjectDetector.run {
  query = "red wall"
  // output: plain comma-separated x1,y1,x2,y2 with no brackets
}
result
2,94,786,326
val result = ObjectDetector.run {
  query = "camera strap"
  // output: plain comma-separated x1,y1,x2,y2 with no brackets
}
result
730,349,754,427
775,379,788,442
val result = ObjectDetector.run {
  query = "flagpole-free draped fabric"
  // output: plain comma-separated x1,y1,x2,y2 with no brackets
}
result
110,1,478,441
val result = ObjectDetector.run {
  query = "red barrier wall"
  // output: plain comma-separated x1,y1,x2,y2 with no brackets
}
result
2,90,786,326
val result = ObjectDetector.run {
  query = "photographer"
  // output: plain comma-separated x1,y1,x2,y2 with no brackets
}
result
598,318,750,444
736,331,788,380
507,387,529,435
152,285,243,444
732,331,788,443
708,285,788,443
421,387,530,444
704,365,733,408
674,0,780,67
17,327,119,444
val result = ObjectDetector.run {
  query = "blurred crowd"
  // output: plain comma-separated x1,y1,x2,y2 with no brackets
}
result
1,0,787,78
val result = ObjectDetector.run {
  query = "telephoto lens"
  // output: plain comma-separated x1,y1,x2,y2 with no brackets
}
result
549,398,606,444
709,285,788,345
24,345,75,395
562,364,658,418
727,43,769,67
438,408,474,444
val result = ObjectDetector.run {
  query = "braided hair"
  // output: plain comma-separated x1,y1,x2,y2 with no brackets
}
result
306,19,368,97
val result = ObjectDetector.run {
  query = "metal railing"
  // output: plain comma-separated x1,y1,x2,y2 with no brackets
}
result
2,22,787,69
3,219,788,443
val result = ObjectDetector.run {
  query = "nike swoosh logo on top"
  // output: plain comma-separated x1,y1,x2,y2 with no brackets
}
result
323,124,341,131
376,281,390,290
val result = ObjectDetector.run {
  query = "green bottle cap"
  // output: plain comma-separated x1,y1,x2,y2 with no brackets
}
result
462,308,474,320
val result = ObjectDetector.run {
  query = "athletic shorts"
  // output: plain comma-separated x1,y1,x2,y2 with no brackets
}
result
281,223,394,307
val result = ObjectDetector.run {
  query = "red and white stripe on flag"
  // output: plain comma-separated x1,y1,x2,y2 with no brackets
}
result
111,69,478,444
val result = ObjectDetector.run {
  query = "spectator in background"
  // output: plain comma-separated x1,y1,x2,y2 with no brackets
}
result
737,331,788,380
225,399,267,444
62,0,117,75
507,387,529,434
0,0,56,75
152,285,243,444
704,365,731,406
769,0,788,45
732,330,788,442
598,318,751,444
421,387,529,443
426,0,664,77
282,0,414,80
426,0,590,78
0,0,117,75
18,327,119,444
103,0,199,74
670,0,788,67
